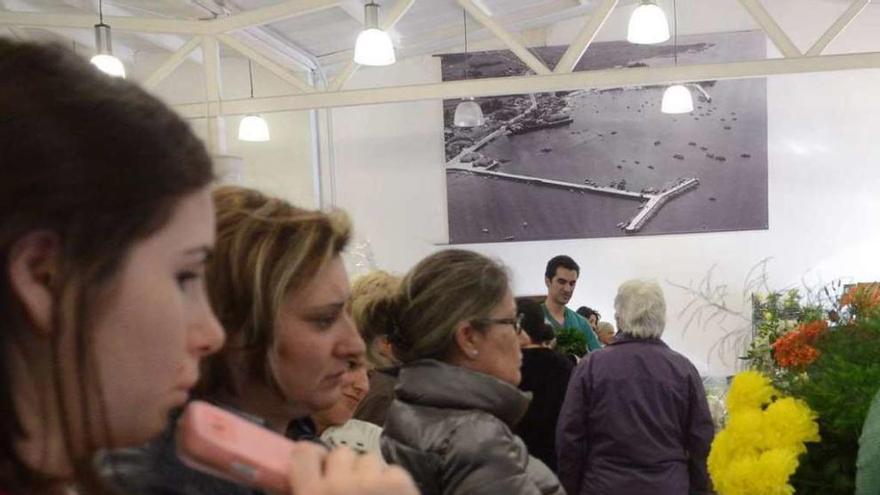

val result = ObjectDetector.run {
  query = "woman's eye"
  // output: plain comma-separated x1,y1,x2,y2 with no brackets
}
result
314,314,339,329
176,271,200,289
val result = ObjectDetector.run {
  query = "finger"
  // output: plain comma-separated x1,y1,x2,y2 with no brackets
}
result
381,466,419,493
323,446,357,479
352,452,383,474
287,441,327,493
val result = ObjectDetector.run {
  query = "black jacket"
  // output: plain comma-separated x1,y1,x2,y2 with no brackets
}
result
514,347,574,472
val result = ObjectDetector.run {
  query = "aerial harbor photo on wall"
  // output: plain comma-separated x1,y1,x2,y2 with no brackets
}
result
442,30,768,244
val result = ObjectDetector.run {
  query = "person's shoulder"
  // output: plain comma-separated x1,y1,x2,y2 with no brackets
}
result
653,343,703,375
566,308,589,326
451,411,511,444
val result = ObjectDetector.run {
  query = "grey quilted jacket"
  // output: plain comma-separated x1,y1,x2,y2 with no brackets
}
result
381,359,566,495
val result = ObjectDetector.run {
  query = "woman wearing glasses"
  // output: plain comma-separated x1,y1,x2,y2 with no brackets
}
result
375,249,565,495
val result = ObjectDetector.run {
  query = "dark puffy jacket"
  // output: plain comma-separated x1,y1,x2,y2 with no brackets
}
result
381,359,566,495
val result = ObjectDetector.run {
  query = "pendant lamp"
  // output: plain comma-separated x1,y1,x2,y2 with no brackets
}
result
627,0,670,45
90,0,125,78
453,9,484,128
238,60,270,142
661,0,693,114
353,2,396,66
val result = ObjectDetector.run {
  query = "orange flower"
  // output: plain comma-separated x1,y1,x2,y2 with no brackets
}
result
772,320,828,369
840,284,880,312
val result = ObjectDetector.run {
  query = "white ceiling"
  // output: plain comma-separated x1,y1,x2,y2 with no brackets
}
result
0,0,615,70
1,0,877,79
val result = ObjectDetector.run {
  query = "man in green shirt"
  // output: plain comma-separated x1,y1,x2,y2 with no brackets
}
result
541,255,602,353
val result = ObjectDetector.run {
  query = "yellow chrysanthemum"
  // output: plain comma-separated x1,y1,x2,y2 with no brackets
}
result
725,408,767,449
726,370,776,414
762,397,821,451
709,371,821,495
712,449,799,495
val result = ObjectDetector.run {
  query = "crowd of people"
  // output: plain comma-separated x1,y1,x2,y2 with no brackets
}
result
0,39,716,495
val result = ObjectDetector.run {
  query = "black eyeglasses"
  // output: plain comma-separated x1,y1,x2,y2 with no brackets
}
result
472,313,524,334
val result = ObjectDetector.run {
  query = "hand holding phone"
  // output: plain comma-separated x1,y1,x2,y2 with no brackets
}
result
176,401,419,495
176,400,297,493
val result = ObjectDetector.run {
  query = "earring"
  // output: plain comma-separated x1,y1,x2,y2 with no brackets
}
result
471,350,479,357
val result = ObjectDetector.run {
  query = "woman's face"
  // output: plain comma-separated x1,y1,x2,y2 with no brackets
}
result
311,359,370,429
269,255,366,416
469,290,523,386
91,187,225,447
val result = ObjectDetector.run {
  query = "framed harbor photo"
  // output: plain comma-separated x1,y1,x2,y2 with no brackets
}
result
441,30,768,244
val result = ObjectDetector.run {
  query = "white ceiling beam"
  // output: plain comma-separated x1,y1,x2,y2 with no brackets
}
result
0,10,212,34
322,0,591,68
737,0,802,58
201,35,226,154
457,0,552,75
553,0,619,73
806,0,871,56
0,1,340,35
210,0,341,33
217,33,314,93
175,50,880,117
143,36,202,89
328,0,417,91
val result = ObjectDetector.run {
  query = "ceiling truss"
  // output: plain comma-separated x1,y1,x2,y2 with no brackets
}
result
0,0,877,118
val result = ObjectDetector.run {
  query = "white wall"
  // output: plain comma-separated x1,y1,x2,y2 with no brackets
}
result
129,51,317,207
330,0,880,375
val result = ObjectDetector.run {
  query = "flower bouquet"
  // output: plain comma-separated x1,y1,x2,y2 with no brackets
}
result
711,283,880,494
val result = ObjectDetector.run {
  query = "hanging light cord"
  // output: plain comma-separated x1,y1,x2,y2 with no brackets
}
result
248,59,255,98
673,0,678,66
463,9,469,81
99,0,104,24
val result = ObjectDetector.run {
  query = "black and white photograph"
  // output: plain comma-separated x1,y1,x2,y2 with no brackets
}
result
442,30,768,244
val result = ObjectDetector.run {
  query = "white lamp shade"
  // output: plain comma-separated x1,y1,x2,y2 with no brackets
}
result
661,85,694,114
454,98,485,127
627,2,670,45
238,115,271,142
90,54,126,78
354,28,396,66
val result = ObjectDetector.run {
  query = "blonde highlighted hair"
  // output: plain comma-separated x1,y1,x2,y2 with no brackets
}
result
350,270,401,368
197,186,351,397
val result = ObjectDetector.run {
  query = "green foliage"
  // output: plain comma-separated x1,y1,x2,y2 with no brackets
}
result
555,327,587,357
787,318,880,494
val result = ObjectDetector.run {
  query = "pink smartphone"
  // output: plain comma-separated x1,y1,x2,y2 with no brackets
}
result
176,400,297,494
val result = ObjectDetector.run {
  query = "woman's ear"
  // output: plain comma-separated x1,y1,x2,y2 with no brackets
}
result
8,231,59,335
453,321,482,360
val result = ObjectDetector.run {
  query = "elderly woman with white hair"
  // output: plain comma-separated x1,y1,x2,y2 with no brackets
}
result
555,280,715,495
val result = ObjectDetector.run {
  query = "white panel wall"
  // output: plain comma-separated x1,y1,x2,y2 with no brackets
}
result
130,50,317,207
330,0,880,375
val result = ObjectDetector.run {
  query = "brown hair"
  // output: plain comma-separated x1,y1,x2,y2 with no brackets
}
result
350,271,401,368
0,40,213,492
197,186,351,399
380,249,509,363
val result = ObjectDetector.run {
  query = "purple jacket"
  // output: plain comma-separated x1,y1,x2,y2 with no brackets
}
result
556,335,714,495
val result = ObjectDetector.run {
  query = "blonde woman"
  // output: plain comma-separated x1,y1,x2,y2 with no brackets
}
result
373,249,564,495
595,321,616,345
349,270,402,426
109,186,416,495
